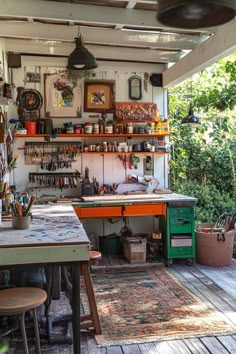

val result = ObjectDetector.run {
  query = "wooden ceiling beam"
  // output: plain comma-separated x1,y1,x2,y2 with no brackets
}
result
5,37,180,63
0,22,207,50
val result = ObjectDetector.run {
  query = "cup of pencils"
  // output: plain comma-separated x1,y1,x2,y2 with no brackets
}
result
11,196,36,230
0,181,8,225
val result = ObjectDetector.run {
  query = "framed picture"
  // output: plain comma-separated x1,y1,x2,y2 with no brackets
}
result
84,80,115,113
44,73,82,118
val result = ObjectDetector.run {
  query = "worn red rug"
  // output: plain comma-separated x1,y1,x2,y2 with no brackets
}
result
92,266,236,346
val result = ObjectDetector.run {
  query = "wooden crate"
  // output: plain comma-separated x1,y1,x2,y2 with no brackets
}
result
122,236,147,264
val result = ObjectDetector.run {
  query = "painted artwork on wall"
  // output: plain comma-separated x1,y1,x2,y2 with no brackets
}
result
44,73,82,117
115,102,159,121
84,80,115,113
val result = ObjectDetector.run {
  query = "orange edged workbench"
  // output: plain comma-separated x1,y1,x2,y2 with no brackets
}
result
72,193,197,219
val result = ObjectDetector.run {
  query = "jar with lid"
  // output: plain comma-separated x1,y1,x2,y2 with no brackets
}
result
103,142,108,152
66,124,74,134
126,122,133,134
93,123,99,134
84,122,93,134
74,124,82,134
105,124,113,134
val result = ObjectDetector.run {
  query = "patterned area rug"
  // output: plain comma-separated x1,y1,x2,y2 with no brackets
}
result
93,266,236,346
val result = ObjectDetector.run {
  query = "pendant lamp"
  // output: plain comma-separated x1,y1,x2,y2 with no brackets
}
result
157,0,236,28
182,102,200,124
67,33,97,71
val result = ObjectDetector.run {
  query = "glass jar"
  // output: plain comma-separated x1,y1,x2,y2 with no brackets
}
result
105,124,113,134
127,122,133,134
84,123,93,134
93,123,99,134
74,124,82,134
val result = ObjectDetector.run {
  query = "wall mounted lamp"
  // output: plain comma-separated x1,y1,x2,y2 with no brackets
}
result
157,0,236,28
67,32,97,71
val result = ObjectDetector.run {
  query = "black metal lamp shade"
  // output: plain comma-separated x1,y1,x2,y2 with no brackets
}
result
67,36,97,71
157,0,236,28
182,103,201,124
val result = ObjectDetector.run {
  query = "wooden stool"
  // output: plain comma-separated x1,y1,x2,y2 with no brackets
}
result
80,250,102,334
0,287,47,354
46,251,102,343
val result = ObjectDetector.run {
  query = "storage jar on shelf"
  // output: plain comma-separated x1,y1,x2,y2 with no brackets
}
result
105,124,113,134
84,122,93,134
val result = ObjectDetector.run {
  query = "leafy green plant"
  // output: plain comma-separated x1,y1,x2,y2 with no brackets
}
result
172,180,235,225
168,53,236,223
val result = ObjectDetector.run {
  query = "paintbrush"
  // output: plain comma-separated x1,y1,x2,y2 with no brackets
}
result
24,195,36,216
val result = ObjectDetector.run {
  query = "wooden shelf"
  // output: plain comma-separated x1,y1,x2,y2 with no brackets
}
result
15,133,169,138
82,151,169,154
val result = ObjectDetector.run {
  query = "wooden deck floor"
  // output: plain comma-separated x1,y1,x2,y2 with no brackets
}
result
9,257,236,353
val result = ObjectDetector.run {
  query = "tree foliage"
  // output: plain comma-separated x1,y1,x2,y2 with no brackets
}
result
168,53,236,223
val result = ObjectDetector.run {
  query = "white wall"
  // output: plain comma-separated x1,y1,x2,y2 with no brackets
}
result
9,56,168,236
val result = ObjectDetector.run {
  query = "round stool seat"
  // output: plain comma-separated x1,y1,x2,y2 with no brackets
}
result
0,287,47,314
89,250,102,261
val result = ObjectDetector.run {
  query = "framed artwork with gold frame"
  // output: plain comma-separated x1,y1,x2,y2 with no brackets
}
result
84,80,115,113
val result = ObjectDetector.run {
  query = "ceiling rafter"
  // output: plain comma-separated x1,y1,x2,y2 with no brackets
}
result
0,0,234,86
0,0,213,34
0,22,207,50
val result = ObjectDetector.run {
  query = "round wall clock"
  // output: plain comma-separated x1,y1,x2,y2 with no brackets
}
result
19,89,43,111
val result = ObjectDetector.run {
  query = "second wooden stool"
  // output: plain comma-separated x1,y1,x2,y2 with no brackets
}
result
0,287,47,354
80,250,102,334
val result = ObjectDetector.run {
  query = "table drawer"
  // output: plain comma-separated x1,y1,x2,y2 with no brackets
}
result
169,207,193,217
170,223,192,233
168,246,193,257
74,206,122,218
123,203,166,216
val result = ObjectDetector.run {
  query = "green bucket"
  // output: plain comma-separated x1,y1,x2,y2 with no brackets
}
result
99,234,121,255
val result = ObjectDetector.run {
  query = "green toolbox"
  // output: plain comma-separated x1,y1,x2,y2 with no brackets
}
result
160,205,195,266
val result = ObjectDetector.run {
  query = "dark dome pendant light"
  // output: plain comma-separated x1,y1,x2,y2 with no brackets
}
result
157,0,236,28
67,33,97,71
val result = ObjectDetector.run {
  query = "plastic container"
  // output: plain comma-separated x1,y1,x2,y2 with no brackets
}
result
12,215,31,230
196,223,235,266
25,121,37,134
99,235,121,255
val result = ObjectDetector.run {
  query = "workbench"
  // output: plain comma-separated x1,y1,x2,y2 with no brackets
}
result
0,203,90,354
72,193,197,265
72,193,196,218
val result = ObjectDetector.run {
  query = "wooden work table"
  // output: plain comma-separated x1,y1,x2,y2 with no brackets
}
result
72,193,197,219
0,203,90,354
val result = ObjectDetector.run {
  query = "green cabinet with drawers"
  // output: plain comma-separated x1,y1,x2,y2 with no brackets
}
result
160,205,195,266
